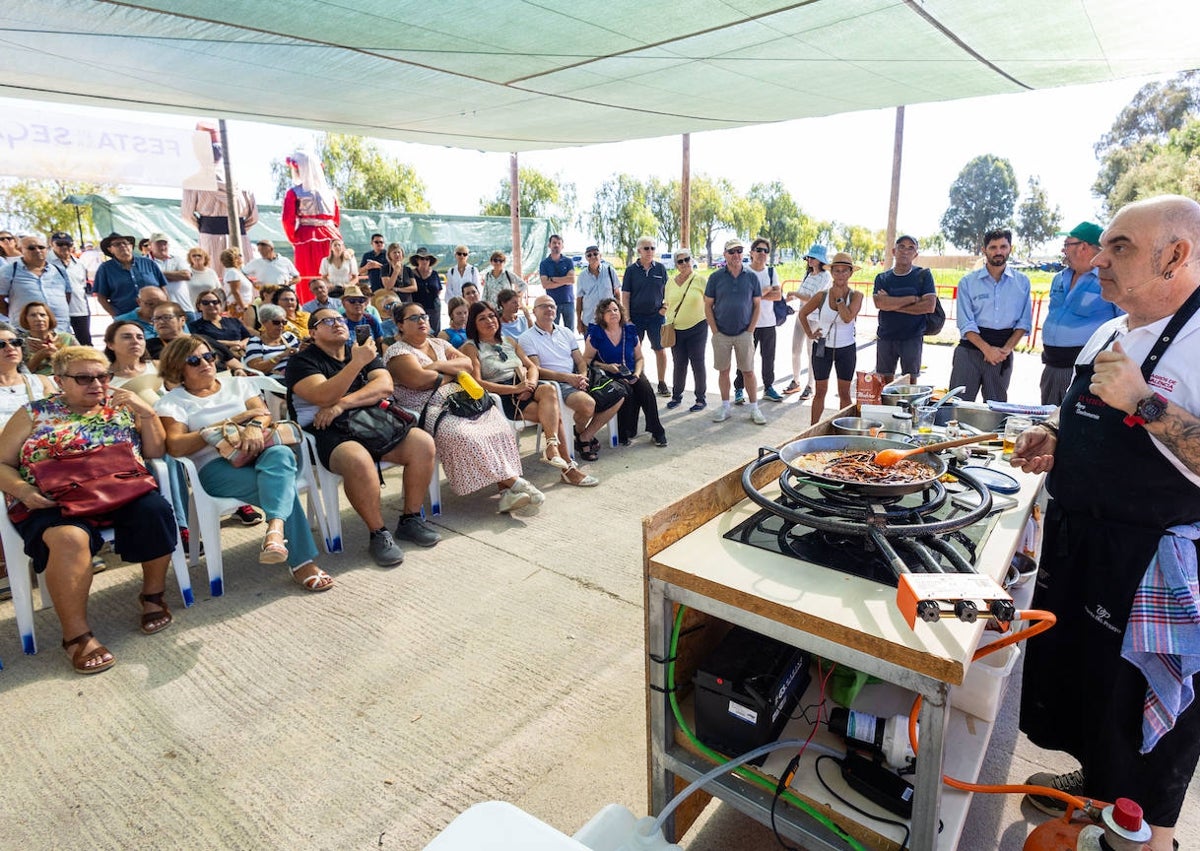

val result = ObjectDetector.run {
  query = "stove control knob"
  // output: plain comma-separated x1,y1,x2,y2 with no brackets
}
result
916,600,941,623
954,600,979,623
989,600,1016,623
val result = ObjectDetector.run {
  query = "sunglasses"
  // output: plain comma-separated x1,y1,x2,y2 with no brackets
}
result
198,299,221,306
491,344,508,361
726,247,744,255
24,244,48,251
752,247,769,253
185,351,218,366
314,316,347,328
0,235,15,241
372,240,384,244
61,373,112,385
266,319,287,325
586,252,599,257
403,313,430,323
344,297,367,305
0,339,20,349
676,257,692,264
455,252,468,257
640,245,656,251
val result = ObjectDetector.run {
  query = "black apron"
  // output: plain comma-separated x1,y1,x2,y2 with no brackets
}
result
1020,285,1200,825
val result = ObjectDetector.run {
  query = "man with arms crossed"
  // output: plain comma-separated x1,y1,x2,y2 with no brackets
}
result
706,238,765,425
872,235,937,385
539,234,576,329
1012,195,1200,851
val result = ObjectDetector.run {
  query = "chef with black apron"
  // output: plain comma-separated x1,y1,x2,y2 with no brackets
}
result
1012,195,1200,850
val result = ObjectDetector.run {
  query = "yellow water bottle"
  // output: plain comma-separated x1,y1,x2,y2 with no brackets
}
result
457,370,484,400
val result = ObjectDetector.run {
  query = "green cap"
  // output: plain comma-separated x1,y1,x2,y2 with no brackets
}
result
1059,221,1103,246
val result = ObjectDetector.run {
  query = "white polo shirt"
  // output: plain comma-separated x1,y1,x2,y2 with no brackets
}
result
518,323,578,374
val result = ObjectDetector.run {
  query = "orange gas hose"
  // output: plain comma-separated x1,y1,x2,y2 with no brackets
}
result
905,610,1091,812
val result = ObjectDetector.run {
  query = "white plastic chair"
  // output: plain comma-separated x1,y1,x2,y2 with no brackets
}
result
304,433,440,554
0,459,192,656
170,444,329,597
241,373,289,421
518,384,578,464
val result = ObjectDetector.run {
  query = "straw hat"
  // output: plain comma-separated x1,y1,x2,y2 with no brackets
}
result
828,251,860,272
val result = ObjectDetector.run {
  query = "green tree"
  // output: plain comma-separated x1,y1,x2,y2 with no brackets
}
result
1099,117,1200,213
589,174,657,266
689,174,733,266
748,181,805,264
1015,176,1063,253
840,225,886,265
921,233,947,255
479,167,576,232
723,194,765,246
0,179,115,240
940,154,1019,253
1093,71,1200,213
271,133,429,211
645,177,683,252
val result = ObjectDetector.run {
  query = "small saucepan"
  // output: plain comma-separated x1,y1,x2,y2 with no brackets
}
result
880,384,934,409
832,417,884,436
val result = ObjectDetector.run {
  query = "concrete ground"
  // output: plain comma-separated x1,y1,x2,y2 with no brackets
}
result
1,318,1196,851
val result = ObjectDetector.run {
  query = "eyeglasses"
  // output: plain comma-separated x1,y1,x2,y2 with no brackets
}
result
344,297,366,305
185,351,218,366
403,313,430,323
726,248,744,255
455,252,468,257
491,258,505,263
0,235,15,241
61,373,112,385
266,319,287,325
152,314,181,323
752,247,769,254
534,303,556,310
23,244,47,251
0,339,19,349
314,316,347,328
1063,240,1084,248
198,299,221,306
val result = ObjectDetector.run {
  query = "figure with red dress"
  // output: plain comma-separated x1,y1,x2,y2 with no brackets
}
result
281,150,341,304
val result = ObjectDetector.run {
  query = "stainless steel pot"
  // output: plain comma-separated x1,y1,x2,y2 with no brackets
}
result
777,435,947,496
880,384,934,409
832,417,884,436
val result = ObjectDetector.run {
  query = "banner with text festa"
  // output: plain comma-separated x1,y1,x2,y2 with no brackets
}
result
0,107,216,189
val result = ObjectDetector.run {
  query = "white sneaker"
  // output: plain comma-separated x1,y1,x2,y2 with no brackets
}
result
512,477,546,506
751,407,767,425
712,406,732,423
498,487,532,513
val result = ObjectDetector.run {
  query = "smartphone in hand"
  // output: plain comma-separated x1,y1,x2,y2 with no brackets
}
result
355,325,373,345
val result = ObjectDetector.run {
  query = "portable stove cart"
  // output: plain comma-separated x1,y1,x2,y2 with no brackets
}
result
643,417,1045,851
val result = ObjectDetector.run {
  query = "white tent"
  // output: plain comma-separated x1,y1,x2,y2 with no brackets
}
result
3,0,1199,152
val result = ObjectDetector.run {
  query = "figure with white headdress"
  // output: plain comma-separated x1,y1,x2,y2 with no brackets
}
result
180,123,258,278
281,150,342,304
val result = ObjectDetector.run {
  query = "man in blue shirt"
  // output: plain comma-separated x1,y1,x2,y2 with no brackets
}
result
539,234,575,329
0,235,73,328
948,228,1033,402
94,232,169,316
872,235,937,385
705,238,765,425
621,236,671,396
1039,221,1122,405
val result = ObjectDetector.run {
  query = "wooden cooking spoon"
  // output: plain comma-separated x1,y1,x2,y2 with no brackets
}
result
873,432,999,467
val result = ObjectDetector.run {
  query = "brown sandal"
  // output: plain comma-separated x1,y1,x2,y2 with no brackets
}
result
139,591,173,635
63,631,115,675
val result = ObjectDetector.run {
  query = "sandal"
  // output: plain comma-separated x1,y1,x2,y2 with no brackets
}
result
540,436,570,470
561,463,599,487
139,591,173,635
63,631,115,675
259,529,289,564
574,428,599,462
290,562,334,593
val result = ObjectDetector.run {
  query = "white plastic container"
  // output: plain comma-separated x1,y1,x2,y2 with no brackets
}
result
950,643,1021,722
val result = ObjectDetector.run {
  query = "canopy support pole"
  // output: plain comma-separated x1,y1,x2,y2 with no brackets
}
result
681,134,691,251
884,106,904,266
219,119,240,254
509,152,522,278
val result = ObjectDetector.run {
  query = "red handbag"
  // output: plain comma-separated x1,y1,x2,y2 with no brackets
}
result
12,443,158,521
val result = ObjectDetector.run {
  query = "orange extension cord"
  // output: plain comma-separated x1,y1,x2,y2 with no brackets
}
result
905,610,1095,814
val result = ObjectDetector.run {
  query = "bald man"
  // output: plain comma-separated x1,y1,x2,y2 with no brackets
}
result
1012,195,1200,850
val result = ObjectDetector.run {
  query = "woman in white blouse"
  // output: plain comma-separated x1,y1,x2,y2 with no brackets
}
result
444,244,479,301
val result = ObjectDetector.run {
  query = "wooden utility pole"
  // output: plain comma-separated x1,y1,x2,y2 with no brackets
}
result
219,119,240,253
884,106,905,267
681,134,691,249
509,153,523,277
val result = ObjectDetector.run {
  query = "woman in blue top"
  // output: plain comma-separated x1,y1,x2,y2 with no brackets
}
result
438,296,470,348
582,298,667,447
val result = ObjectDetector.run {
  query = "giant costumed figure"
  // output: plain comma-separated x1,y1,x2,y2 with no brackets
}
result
180,123,258,277
281,150,341,304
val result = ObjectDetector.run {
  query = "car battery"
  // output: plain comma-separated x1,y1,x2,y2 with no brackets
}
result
692,626,811,764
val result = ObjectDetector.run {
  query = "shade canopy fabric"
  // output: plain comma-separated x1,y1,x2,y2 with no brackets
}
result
3,1,1199,152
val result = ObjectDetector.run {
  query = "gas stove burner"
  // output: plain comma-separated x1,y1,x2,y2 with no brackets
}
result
777,467,949,525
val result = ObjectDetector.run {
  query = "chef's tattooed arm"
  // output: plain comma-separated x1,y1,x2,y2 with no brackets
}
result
1148,403,1200,477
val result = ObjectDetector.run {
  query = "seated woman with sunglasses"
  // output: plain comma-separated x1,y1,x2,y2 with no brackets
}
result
385,303,544,513
0,346,176,674
188,290,251,358
244,304,302,377
460,302,598,487
155,337,332,592
0,322,55,427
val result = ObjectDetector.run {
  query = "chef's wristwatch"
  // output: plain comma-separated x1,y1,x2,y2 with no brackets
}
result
1124,392,1169,428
